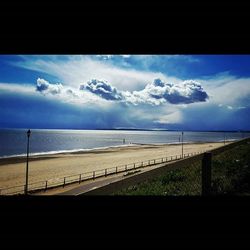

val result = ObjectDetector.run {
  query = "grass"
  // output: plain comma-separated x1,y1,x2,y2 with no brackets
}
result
115,162,202,195
114,142,250,195
211,142,250,194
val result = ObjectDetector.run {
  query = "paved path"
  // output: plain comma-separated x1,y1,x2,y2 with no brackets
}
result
60,175,124,195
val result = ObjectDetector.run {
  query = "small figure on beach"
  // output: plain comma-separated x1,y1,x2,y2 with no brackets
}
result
123,138,126,144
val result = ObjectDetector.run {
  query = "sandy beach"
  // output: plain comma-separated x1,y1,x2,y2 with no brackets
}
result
0,142,226,191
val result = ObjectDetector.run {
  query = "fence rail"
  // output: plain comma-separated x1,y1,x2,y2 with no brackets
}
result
0,150,207,195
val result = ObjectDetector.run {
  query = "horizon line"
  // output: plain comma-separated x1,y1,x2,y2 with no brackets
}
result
0,127,249,133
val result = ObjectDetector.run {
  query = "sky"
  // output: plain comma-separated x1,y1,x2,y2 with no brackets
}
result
0,55,250,131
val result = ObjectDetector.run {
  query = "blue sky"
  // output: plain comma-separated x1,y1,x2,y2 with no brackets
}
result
0,55,250,131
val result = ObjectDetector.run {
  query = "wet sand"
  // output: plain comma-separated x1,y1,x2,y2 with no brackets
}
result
0,142,226,190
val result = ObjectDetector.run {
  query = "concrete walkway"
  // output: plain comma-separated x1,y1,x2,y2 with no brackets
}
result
59,175,124,195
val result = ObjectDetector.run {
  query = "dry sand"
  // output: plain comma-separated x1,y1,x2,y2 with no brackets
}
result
0,142,226,190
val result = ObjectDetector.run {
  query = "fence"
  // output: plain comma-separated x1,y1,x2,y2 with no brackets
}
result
0,150,207,195
82,137,250,195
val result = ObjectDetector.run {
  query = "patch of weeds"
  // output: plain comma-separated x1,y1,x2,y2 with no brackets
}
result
160,170,186,185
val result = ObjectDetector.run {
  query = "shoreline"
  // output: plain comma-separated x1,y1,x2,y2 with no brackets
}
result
0,140,236,164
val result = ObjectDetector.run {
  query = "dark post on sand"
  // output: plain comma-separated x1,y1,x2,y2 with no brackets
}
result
25,129,31,195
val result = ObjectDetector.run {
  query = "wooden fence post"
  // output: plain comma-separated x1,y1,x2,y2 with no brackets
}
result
202,152,212,196
134,163,135,169
63,177,66,187
105,169,107,176
79,174,81,183
93,171,95,180
116,167,118,174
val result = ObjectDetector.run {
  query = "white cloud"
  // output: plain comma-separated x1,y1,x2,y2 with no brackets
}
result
120,55,131,58
77,77,208,106
35,78,110,106
34,77,209,107
96,55,114,60
36,78,63,95
123,78,209,105
79,79,122,101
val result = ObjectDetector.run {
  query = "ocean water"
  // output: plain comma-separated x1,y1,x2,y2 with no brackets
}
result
0,129,249,158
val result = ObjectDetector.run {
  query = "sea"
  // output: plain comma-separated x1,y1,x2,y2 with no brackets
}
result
0,129,249,158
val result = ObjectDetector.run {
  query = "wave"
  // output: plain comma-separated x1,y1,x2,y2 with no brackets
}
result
217,138,238,142
0,143,137,159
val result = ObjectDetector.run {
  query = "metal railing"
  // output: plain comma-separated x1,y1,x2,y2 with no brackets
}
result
0,150,207,195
